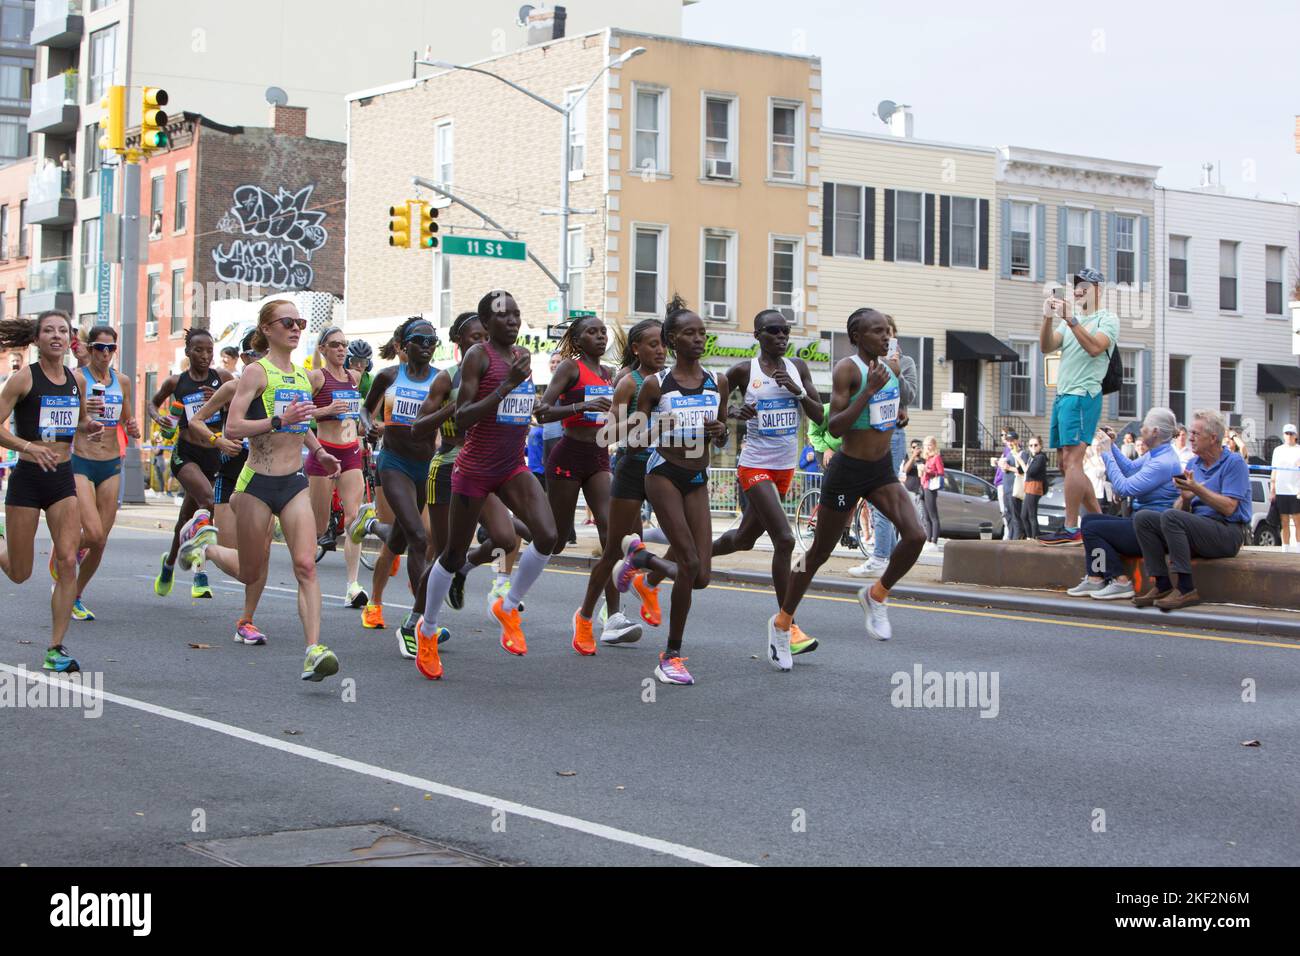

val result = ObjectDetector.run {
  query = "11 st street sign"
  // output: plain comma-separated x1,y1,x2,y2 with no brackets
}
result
442,235,527,261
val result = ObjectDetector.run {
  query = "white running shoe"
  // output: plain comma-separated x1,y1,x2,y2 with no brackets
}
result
766,616,793,672
847,556,889,577
1090,579,1136,600
1066,576,1106,597
599,611,642,646
857,586,892,641
344,581,369,608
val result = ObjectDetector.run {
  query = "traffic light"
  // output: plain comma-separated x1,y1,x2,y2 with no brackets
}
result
417,203,439,249
388,202,412,248
140,87,169,151
98,84,125,153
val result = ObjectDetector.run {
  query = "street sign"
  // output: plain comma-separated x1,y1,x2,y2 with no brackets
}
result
97,165,114,321
941,391,966,410
441,235,526,261
568,310,596,319
547,297,560,313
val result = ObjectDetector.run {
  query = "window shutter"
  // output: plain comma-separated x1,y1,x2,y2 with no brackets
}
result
1141,348,1152,415
864,187,875,260
822,182,835,256
1109,389,1119,422
978,198,990,270
939,195,951,267
1057,206,1069,282
999,359,1010,413
883,189,895,263
1035,204,1047,282
999,198,1012,279
923,193,936,265
1106,211,1117,284
1139,215,1151,285
1034,342,1046,417
921,337,933,410
1090,211,1101,275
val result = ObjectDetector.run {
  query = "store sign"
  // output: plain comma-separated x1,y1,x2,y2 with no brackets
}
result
701,333,831,368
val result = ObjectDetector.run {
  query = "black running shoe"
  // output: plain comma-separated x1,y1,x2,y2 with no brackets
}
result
446,570,466,610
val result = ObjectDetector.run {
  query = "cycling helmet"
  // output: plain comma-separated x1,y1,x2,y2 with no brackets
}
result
347,338,374,371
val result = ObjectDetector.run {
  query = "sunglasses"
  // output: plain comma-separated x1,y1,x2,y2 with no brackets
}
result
242,351,264,361
90,342,117,353
324,339,348,349
278,317,308,331
760,324,791,335
404,334,437,348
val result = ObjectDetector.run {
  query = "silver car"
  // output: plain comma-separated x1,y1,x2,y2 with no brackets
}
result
934,469,1006,539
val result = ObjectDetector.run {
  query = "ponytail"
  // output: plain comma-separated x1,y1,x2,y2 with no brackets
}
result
0,310,74,350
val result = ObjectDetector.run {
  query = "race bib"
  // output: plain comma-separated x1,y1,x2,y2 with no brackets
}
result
390,386,424,426
182,389,221,426
39,395,79,438
333,389,362,421
496,379,535,426
98,394,123,426
273,388,311,433
868,383,899,432
668,393,717,440
583,384,614,424
756,396,798,437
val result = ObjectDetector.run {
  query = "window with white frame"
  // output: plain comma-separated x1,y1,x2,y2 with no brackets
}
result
1169,236,1188,300
898,336,925,407
1219,240,1238,311
564,89,585,178
566,227,585,310
1265,245,1284,315
174,168,188,232
950,196,977,268
1219,359,1237,413
1118,348,1138,419
83,123,104,199
771,236,801,322
703,94,736,178
435,120,453,187
1066,209,1089,275
895,190,923,263
833,184,862,257
1168,356,1187,426
632,226,665,315
79,218,98,295
171,267,186,335
436,253,452,325
1009,342,1033,413
149,175,164,239
1115,215,1135,284
87,25,117,103
1010,202,1033,277
633,86,667,174
769,99,801,182
702,230,734,321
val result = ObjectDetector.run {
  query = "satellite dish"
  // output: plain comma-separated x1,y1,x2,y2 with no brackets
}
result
516,4,535,27
875,100,898,124
265,86,288,107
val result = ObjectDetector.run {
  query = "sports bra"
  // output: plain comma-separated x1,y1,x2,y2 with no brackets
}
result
247,357,314,433
651,367,720,449
314,366,361,422
560,359,613,429
382,363,435,427
848,355,900,433
174,367,225,433
14,362,79,444
87,367,124,427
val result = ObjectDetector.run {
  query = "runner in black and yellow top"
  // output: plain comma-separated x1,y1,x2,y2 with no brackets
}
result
0,310,106,672
180,299,344,682
148,328,234,600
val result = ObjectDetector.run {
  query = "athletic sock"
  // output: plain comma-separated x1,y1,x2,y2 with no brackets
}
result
1155,575,1172,593
606,596,620,618
422,560,455,628
643,527,669,545
869,582,890,604
458,560,475,575
504,542,550,611
773,610,793,631
1176,574,1195,595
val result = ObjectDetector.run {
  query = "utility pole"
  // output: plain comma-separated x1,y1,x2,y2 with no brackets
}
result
118,148,144,503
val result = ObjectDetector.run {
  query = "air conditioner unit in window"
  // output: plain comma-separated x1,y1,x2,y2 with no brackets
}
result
706,158,734,180
706,301,729,321
145,321,157,338
1168,292,1190,309
1228,413,1243,429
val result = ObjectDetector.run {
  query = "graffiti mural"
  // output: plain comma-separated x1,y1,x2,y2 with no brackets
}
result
212,184,328,291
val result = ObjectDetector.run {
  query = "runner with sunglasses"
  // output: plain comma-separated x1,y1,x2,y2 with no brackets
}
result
180,300,343,681
711,310,824,668
148,327,233,600
347,318,439,658
66,325,141,620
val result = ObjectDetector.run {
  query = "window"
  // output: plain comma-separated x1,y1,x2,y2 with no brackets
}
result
143,373,156,420
833,183,862,257
563,88,585,178
894,190,923,263
898,335,926,409
80,218,99,295
1169,236,1188,300
769,99,801,182
1010,202,1033,277
82,123,103,198
149,175,164,239
566,227,584,311
171,268,185,334
702,230,735,320
435,120,453,187
0,2,32,46
0,54,31,105
633,86,667,174
1118,348,1138,419
87,25,118,103
1219,241,1238,311
436,252,451,325
1219,359,1237,414
771,237,801,322
174,169,188,232
146,272,160,328
0,204,7,258
1066,209,1089,275
950,196,977,268
90,0,118,10
1008,342,1033,413
0,113,26,163
1115,215,1135,284
17,198,24,256
1168,357,1187,426
1266,246,1284,315
632,226,665,315
703,94,736,177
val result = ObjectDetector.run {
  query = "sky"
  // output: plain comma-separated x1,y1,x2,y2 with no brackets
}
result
682,0,1300,202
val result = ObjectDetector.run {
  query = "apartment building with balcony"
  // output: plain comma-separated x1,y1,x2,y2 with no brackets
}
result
0,0,34,167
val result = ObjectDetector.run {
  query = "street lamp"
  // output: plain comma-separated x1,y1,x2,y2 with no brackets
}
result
418,46,647,321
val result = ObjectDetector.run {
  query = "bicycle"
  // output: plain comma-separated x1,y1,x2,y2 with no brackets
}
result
793,487,873,558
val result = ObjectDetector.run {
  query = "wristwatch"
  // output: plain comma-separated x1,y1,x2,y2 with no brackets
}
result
270,415,283,432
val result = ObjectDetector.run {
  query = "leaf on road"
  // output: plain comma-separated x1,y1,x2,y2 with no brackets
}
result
556,770,577,777
283,729,302,736
188,643,213,650
1241,739,1261,747
423,793,433,800
134,812,144,817
615,786,625,791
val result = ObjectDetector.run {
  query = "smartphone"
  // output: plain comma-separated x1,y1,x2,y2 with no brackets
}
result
886,338,900,361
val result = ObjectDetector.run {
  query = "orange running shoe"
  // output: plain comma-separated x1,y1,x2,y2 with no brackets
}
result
415,616,446,680
571,611,596,656
389,555,401,578
491,597,528,656
361,603,385,629
789,623,819,656
632,573,661,627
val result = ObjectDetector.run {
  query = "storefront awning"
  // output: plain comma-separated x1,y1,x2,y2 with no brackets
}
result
1257,363,1300,395
946,331,1018,362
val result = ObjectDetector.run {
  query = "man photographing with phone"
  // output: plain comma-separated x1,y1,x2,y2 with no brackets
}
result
1038,267,1119,544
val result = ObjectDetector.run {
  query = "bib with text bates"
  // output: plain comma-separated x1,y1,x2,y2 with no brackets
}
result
39,395,79,438
273,389,312,433
98,394,123,426
583,384,614,424
756,396,799,437
333,389,362,421
182,389,222,426
868,380,899,432
389,386,424,426
669,393,717,438
497,379,536,426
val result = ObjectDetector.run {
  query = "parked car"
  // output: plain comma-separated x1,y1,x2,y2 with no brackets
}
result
935,469,1005,539
1032,476,1067,537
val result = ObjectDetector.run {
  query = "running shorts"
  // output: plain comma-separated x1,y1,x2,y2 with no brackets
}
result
819,451,898,512
71,454,122,488
5,459,77,510
737,465,795,498
306,439,363,477
234,465,309,515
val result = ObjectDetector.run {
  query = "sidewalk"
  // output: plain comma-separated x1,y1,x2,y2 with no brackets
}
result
109,496,1300,641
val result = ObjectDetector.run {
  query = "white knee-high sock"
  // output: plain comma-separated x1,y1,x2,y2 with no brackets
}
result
505,542,550,611
423,559,455,628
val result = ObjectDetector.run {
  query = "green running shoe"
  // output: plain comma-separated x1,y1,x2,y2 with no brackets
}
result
43,644,80,673
154,553,175,597
347,502,376,545
71,599,95,622
789,624,819,656
191,571,213,599
301,643,339,682
395,618,418,659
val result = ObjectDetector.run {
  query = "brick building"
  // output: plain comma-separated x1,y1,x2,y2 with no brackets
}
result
0,154,31,375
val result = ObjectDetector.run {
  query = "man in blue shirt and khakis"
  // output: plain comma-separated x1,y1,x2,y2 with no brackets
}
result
1132,408,1251,611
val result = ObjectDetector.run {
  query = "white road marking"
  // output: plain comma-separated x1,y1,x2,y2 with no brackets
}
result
0,662,751,868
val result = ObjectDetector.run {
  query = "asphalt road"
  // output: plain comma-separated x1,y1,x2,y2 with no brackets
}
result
2,528,1297,867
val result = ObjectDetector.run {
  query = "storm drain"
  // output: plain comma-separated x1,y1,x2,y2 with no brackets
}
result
185,824,505,867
